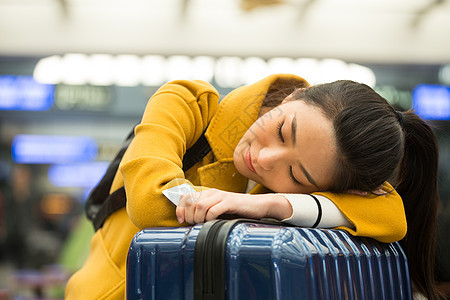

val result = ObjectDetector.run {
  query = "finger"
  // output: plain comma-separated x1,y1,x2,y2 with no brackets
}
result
179,193,196,224
175,206,185,224
204,202,226,221
205,200,237,221
193,196,223,224
178,193,194,207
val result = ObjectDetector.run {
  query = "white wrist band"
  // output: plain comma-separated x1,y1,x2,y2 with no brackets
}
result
278,193,353,229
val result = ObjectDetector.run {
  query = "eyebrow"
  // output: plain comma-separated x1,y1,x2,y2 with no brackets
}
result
299,162,319,188
291,114,297,145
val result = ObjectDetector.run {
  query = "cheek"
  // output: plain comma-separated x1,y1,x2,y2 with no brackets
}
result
264,174,319,194
234,137,247,156
245,119,275,144
266,181,299,193
261,173,291,192
244,123,262,139
233,144,246,172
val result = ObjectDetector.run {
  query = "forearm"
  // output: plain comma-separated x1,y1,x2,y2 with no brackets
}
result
121,80,219,229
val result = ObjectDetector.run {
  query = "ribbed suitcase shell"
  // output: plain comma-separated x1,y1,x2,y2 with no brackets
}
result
126,222,412,299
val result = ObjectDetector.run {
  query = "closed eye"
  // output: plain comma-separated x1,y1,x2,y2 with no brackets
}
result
277,121,285,143
290,166,302,185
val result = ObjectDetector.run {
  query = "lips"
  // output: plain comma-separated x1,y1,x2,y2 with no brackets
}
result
245,146,257,174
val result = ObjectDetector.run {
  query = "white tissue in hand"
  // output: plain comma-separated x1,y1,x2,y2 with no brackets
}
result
162,183,196,206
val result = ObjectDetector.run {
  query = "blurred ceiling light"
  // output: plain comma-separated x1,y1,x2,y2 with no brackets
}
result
113,55,141,86
61,53,89,85
241,57,269,85
267,57,295,75
215,56,243,88
191,56,215,83
141,55,166,86
295,58,320,84
347,63,377,87
33,54,376,88
294,58,376,87
87,54,115,86
33,55,62,84
165,55,191,81
317,59,349,84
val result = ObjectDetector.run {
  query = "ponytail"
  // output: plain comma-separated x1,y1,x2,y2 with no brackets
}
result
291,81,442,298
396,110,441,299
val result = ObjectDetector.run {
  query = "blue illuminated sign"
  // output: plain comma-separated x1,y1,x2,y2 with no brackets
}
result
0,75,55,111
412,84,450,120
48,162,109,188
12,135,98,164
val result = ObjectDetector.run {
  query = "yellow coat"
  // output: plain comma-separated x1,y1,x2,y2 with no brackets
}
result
65,74,407,299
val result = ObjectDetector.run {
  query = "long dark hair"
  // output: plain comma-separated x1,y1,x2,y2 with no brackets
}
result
289,80,441,299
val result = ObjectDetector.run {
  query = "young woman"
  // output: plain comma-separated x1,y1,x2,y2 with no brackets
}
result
65,74,440,299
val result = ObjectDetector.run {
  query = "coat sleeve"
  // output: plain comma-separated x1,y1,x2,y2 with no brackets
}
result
119,80,219,229
313,182,407,243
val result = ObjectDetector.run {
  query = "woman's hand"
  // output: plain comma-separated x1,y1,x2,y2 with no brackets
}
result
175,189,293,224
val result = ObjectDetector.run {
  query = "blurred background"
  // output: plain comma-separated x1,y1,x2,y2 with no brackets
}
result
0,0,450,298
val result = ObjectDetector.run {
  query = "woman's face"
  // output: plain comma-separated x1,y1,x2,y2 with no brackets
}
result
233,99,337,193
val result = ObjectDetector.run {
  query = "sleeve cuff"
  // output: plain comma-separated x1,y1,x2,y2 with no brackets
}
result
278,194,353,229
278,194,320,227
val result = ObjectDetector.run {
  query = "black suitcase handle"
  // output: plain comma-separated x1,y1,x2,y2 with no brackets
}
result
194,219,281,300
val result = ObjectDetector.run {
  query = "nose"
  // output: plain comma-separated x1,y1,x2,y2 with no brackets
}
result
257,147,285,171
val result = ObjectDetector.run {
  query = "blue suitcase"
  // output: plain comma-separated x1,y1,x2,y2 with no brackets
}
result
126,219,413,299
